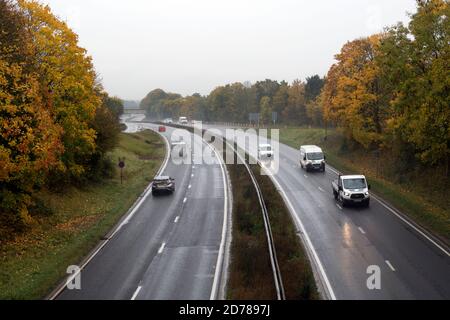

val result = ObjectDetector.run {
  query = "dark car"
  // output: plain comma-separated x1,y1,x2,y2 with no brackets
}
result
152,176,175,195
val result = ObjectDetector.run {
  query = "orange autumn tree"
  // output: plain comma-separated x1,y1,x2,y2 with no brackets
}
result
19,0,100,182
0,0,62,230
322,35,389,149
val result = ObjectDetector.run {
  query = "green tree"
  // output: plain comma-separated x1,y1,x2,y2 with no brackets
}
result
305,75,325,102
376,0,449,171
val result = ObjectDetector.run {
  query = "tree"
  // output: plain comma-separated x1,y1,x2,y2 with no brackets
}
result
1,0,62,230
272,83,289,122
284,80,307,125
305,75,325,102
19,0,100,180
322,35,387,148
378,0,450,169
260,96,272,125
104,96,124,118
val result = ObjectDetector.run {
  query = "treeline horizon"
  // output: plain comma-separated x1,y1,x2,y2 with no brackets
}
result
141,0,449,175
0,0,124,236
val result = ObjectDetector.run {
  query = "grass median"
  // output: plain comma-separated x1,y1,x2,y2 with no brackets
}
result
225,144,318,300
0,129,166,299
278,127,450,244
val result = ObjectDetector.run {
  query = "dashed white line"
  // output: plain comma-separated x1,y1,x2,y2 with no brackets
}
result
385,260,396,272
158,242,166,254
191,174,194,178
358,227,366,235
304,174,308,178
336,204,343,210
174,216,179,223
131,286,142,300
183,197,187,203
188,184,192,189
318,187,325,192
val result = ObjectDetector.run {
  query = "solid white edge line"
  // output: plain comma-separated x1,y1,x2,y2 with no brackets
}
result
385,260,396,272
208,139,228,301
263,167,337,300
158,242,166,254
326,165,449,257
358,227,366,235
131,286,142,300
47,126,171,300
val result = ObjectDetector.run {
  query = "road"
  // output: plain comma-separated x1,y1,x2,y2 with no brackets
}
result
57,119,228,300
200,123,450,300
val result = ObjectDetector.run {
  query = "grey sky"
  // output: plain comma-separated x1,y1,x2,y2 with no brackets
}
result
42,0,417,100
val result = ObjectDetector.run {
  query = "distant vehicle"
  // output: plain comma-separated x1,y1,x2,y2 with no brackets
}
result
258,144,274,160
332,175,370,207
300,145,325,172
158,125,166,133
152,176,175,195
164,118,173,124
179,117,188,125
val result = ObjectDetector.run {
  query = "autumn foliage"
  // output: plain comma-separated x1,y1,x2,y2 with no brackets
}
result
0,0,122,234
322,0,449,172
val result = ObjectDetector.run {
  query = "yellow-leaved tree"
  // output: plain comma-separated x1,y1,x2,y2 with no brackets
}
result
19,0,100,182
322,35,389,149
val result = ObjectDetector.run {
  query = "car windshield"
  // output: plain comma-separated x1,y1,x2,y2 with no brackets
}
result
343,178,367,190
307,152,323,160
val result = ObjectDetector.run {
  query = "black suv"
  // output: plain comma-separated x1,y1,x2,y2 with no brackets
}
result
152,176,175,195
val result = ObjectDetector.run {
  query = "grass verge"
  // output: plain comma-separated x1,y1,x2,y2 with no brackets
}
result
0,129,165,299
278,127,449,244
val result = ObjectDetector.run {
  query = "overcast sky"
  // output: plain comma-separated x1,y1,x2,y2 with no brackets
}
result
41,0,417,100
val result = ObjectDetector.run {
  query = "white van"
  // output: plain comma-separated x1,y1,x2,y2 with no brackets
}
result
300,145,325,172
179,117,188,125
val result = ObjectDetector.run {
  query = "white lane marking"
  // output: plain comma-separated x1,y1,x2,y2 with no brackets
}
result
304,174,308,178
191,174,194,178
318,187,325,192
258,165,337,300
358,227,366,235
183,197,187,204
336,204,343,210
209,140,229,300
385,260,396,272
327,164,449,257
174,216,179,223
192,166,196,169
47,129,172,300
371,194,450,257
158,242,166,254
188,184,192,189
131,286,142,300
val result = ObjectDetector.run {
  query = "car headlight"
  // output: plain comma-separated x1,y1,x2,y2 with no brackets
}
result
344,192,350,197
365,192,369,196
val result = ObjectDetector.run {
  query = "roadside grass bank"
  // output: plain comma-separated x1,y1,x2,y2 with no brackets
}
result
0,130,165,299
278,127,450,244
